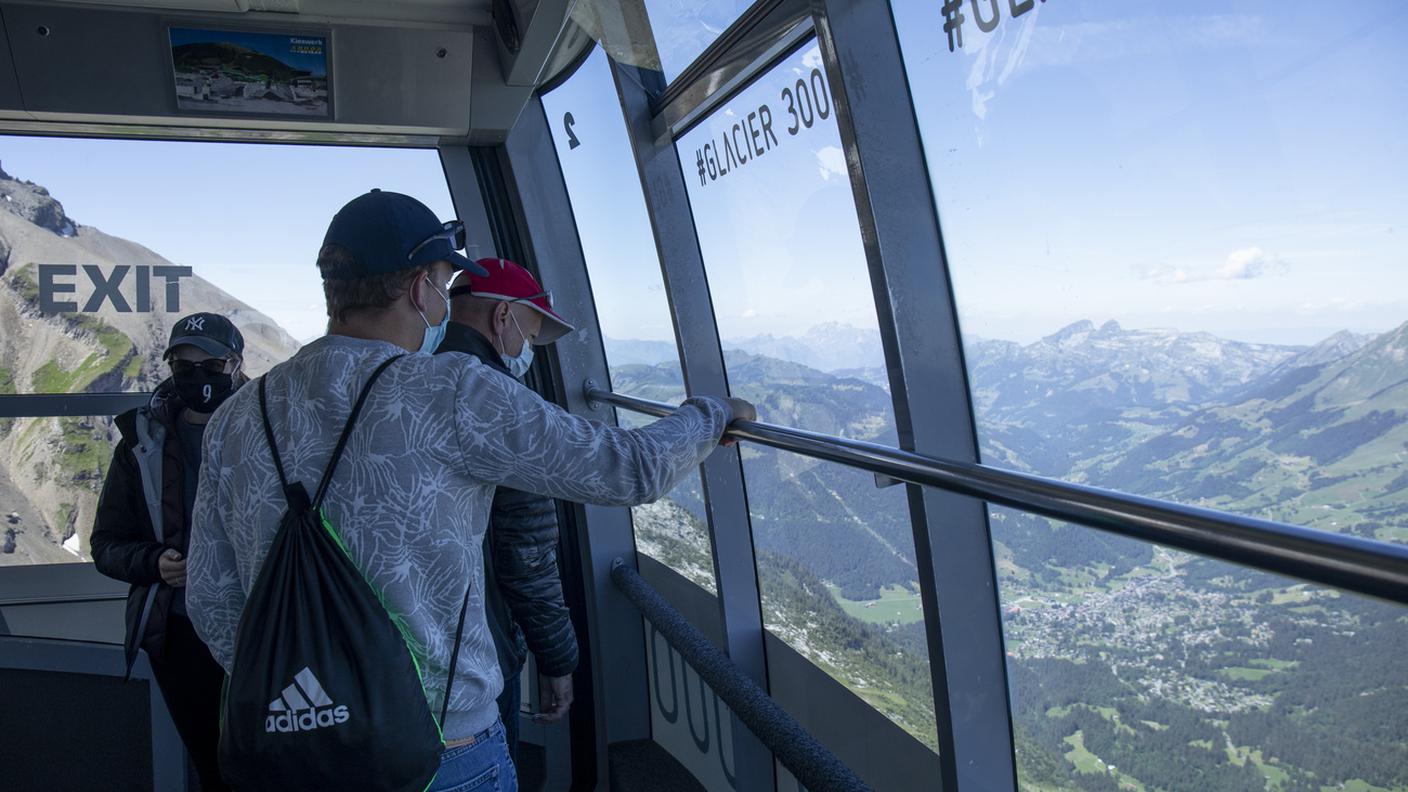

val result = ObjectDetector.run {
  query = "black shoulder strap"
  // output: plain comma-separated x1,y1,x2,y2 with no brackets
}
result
440,585,472,729
312,355,404,507
259,375,306,510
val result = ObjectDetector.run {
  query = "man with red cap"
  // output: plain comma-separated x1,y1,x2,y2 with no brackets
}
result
436,258,578,767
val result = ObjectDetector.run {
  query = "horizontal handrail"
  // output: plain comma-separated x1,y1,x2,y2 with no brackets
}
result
0,392,151,418
0,592,127,607
610,559,872,792
588,386,1408,606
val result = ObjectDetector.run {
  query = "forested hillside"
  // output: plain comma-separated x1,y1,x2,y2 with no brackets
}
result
612,315,1408,790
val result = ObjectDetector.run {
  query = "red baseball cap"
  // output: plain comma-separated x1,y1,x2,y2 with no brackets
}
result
449,258,575,345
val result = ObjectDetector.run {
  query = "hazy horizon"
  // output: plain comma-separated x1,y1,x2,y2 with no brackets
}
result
600,315,1404,350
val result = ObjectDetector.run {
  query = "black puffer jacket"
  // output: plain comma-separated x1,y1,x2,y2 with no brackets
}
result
90,379,191,678
436,321,579,679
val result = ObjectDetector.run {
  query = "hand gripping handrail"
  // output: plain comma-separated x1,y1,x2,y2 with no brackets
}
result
586,385,1408,606
610,559,873,792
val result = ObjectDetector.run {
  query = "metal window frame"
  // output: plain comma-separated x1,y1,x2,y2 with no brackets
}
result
808,0,1016,787
592,0,1025,785
651,0,813,137
440,141,584,791
594,0,1019,786
608,54,776,792
477,98,667,790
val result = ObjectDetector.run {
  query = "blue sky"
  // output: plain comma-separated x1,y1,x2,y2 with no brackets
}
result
890,0,1408,344
542,49,681,347
4,1,1404,349
674,45,880,348
0,138,453,341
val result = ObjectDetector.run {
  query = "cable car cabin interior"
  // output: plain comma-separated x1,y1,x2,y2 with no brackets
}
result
0,1,1404,790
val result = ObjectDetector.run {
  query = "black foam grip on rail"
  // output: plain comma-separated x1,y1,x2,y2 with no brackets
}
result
611,558,873,792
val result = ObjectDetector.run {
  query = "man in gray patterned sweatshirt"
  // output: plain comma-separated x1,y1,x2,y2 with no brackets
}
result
186,190,754,790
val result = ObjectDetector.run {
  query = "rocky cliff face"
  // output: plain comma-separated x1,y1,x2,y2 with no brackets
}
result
0,162,78,239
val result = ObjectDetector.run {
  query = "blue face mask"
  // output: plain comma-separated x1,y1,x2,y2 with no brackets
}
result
416,275,450,354
499,309,535,379
505,343,534,379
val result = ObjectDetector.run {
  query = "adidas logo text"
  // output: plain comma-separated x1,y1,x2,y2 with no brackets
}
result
265,705,350,733
264,666,351,734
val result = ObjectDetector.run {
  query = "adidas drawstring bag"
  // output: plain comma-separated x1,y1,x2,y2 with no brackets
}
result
218,356,472,791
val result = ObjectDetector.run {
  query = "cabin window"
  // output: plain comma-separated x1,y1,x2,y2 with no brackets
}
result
890,1,1408,788
542,48,721,598
676,41,940,753
0,137,451,567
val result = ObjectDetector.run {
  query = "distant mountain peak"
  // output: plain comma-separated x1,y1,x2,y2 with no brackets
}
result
1357,319,1408,357
809,320,859,334
1315,329,1373,354
1098,319,1123,334
1260,327,1377,378
0,162,77,238
1044,319,1096,344
725,322,884,372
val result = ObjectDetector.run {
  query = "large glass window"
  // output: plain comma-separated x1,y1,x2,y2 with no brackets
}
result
0,137,453,566
890,1,1408,788
541,49,717,595
677,42,938,751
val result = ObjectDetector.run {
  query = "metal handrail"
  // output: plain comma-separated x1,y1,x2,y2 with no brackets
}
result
586,386,1408,605
0,593,127,607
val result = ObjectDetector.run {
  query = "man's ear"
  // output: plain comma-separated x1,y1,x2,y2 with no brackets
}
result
493,300,511,332
406,269,428,312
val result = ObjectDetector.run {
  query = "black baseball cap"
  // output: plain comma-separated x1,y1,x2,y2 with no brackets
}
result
321,189,488,279
165,312,244,359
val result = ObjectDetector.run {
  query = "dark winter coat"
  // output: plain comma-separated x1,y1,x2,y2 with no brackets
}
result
90,379,193,679
436,321,579,679
90,374,246,679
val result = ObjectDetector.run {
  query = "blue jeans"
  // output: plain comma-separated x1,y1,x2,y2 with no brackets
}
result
427,719,518,792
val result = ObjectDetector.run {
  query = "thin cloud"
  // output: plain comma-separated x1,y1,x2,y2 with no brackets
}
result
1216,247,1286,280
1144,264,1193,284
1144,247,1287,284
815,146,847,181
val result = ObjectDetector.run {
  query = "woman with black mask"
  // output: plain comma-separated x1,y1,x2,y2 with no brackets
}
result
91,312,246,792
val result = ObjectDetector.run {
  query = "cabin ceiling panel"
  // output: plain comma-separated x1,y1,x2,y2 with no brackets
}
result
0,1,480,139
0,11,23,111
30,0,494,26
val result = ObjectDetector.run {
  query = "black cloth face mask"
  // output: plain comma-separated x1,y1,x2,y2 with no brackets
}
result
172,368,235,414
